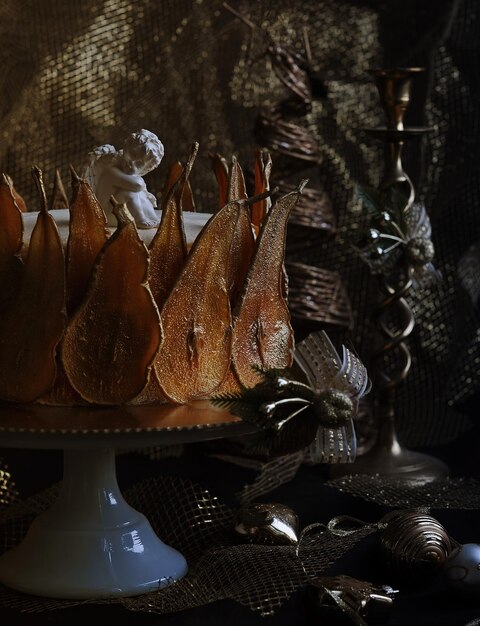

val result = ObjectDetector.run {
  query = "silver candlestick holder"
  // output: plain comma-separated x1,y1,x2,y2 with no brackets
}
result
331,68,448,483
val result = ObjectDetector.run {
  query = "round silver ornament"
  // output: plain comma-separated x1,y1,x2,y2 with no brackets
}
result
444,543,480,598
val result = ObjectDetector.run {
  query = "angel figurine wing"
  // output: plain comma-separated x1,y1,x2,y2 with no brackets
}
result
81,143,117,192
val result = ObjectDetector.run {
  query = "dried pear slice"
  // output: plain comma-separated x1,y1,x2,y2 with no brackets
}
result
129,368,167,405
216,188,274,396
149,143,198,309
228,200,255,308
209,153,229,210
224,156,254,305
161,161,196,213
66,169,109,315
0,167,66,403
4,174,27,213
161,161,183,203
232,183,306,388
37,360,86,406
154,201,247,404
0,174,24,310
50,169,69,209
227,156,247,202
180,175,196,213
62,202,162,404
214,365,242,396
0,175,24,258
251,149,272,233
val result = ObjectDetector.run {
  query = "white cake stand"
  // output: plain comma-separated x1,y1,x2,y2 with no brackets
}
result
0,401,252,600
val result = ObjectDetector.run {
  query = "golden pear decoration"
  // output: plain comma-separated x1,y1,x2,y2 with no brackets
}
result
62,201,162,404
0,167,66,403
154,201,251,403
65,169,108,315
232,183,306,388
148,143,198,310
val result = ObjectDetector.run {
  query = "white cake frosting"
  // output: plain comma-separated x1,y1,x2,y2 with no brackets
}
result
20,209,211,252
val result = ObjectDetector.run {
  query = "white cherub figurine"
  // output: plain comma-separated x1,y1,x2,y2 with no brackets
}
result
84,129,164,228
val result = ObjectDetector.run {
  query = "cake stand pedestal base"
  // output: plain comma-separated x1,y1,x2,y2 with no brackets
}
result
0,447,187,599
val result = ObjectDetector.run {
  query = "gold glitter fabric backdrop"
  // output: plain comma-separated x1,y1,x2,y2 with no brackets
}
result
0,0,477,447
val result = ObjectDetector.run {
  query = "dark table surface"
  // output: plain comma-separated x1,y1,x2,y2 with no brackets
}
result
1,419,480,626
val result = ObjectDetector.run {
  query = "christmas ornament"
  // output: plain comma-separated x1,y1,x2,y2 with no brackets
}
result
233,502,299,545
310,575,397,625
352,187,440,287
380,510,452,583
444,543,480,599
213,330,369,458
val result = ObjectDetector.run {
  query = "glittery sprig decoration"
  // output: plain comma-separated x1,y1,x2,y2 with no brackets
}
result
213,331,369,457
351,185,440,287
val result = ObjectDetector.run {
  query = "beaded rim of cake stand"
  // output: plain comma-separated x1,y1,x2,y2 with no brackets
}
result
0,402,254,448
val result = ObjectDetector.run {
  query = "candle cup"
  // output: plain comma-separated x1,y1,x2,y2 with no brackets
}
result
368,67,424,131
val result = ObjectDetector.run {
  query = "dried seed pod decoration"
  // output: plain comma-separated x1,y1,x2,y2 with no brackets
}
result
312,389,355,428
213,330,368,458
353,186,440,286
0,167,66,403
62,200,162,404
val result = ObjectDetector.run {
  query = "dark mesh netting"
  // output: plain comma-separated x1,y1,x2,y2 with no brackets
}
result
0,0,479,618
0,0,476,448
2,471,478,615
327,476,480,510
0,476,379,616
0,459,17,509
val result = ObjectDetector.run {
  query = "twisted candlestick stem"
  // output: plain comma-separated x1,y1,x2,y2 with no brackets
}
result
371,264,415,449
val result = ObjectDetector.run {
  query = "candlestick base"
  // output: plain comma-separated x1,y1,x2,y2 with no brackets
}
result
330,438,449,483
